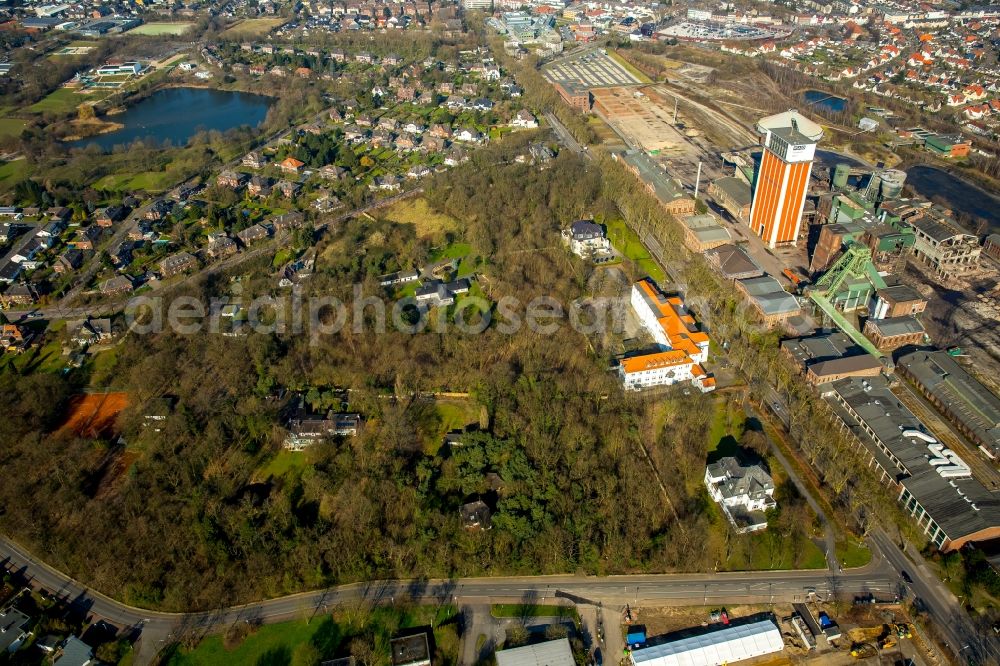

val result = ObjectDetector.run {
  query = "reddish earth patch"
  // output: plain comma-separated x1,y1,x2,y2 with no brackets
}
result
58,392,129,439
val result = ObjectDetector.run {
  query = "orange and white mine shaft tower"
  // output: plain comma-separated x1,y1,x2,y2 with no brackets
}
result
749,110,824,248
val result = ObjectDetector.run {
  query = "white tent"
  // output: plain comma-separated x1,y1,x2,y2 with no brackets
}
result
631,619,784,666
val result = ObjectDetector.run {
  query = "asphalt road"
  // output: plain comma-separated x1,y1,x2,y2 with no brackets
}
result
869,530,1000,665
0,533,899,666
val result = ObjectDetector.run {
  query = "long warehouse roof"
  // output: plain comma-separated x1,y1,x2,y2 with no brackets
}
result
631,619,784,666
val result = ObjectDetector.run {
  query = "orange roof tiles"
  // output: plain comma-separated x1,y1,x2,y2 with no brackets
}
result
636,279,710,354
620,350,689,374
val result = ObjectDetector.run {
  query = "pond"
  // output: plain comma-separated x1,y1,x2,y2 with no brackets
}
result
803,89,847,114
906,164,1000,231
72,87,274,151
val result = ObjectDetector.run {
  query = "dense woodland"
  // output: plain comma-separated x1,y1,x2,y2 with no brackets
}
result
0,149,755,611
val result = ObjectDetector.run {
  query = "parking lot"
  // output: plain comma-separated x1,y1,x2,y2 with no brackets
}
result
543,50,643,90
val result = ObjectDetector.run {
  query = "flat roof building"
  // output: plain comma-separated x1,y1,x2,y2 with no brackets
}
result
681,213,731,253
862,316,926,352
781,332,884,384
822,376,1000,550
897,351,1000,460
497,638,575,666
618,151,697,217
735,276,801,325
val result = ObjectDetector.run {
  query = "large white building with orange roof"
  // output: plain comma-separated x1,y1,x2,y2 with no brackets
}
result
620,279,715,392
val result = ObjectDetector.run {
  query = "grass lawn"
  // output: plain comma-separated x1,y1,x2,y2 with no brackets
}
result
169,605,459,666
609,50,654,84
69,40,100,48
272,249,294,268
384,197,459,238
257,450,307,480
491,604,577,619
2,336,66,376
167,616,322,666
429,242,473,263
604,218,666,283
0,159,31,190
836,538,872,569
436,399,479,432
706,397,747,459
94,171,174,192
394,281,419,299
0,118,25,138
221,18,287,38
26,88,100,115
87,347,120,387
455,255,479,278
129,22,195,36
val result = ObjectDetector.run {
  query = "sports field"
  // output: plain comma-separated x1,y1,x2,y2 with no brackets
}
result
221,18,286,38
129,22,195,36
58,392,129,439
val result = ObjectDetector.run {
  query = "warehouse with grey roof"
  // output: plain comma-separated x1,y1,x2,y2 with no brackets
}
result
822,375,1000,550
897,350,1000,460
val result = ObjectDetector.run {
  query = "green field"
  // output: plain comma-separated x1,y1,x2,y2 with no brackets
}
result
27,88,100,114
221,18,287,38
2,336,66,376
257,450,307,480
604,218,666,283
129,22,195,36
168,605,460,666
94,172,174,192
491,604,577,619
0,118,26,138
436,399,479,432
429,242,473,263
0,159,31,189
836,538,872,569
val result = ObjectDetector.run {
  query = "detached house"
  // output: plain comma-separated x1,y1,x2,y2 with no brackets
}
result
95,205,128,227
159,251,197,278
248,175,273,197
285,411,363,449
511,110,538,128
217,170,246,189
99,275,133,297
562,220,611,259
242,151,265,169
278,157,306,174
704,457,777,533
206,234,238,260
237,224,269,246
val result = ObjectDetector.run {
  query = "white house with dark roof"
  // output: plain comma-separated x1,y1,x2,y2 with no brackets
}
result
562,220,610,259
705,457,776,533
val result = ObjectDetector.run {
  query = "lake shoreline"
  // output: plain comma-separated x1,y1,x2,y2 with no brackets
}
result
66,86,274,150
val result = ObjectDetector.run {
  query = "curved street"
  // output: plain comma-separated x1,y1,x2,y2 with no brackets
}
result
2,533,898,665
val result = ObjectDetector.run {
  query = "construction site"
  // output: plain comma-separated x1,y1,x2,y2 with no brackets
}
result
624,598,933,666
